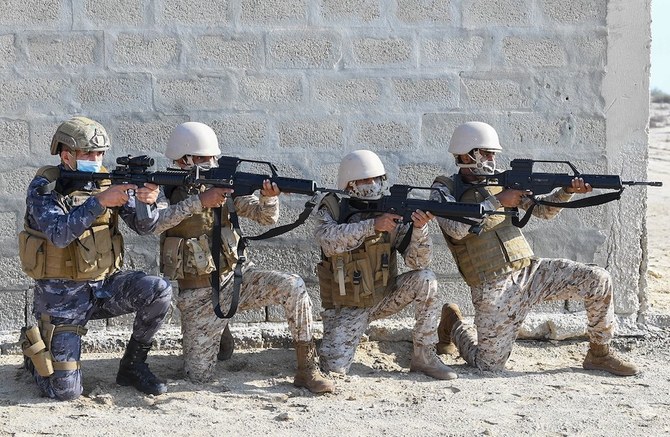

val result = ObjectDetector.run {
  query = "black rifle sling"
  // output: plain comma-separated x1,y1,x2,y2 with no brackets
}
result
211,197,318,319
211,199,242,319
513,190,624,228
396,224,414,254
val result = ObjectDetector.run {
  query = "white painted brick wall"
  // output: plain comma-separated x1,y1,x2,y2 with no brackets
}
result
0,0,651,336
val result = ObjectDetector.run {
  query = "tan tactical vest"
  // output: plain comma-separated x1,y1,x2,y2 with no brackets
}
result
18,166,123,281
316,194,398,309
160,186,240,289
435,175,534,286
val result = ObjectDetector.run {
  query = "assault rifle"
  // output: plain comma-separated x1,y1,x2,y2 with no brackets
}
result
483,159,662,195
342,184,510,223
339,184,515,242
60,155,332,217
454,159,663,227
60,154,340,319
60,155,191,220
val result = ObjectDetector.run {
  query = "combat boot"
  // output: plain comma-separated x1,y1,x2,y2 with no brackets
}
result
410,344,458,380
294,341,335,394
582,343,639,376
436,303,462,355
217,324,235,361
116,337,168,395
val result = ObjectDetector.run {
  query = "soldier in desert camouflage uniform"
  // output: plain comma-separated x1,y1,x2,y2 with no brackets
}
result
18,117,172,400
314,150,457,380
153,122,333,393
431,121,639,376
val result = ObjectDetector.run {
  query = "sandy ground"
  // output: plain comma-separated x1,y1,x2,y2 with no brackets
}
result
2,106,670,436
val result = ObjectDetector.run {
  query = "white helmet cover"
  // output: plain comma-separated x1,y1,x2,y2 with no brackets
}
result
165,122,221,161
448,121,502,155
337,150,387,190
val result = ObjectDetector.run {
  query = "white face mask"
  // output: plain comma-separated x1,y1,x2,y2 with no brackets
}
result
348,177,387,200
180,156,218,170
457,149,496,176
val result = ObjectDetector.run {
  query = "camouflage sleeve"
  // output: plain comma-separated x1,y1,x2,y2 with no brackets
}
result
313,208,376,257
520,188,575,220
234,194,279,225
395,223,433,269
26,176,105,248
151,191,203,235
429,179,495,241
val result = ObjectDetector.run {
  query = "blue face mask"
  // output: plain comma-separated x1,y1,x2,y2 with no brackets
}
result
76,160,103,173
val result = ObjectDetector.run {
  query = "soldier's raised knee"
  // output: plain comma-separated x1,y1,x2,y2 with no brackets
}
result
417,268,437,283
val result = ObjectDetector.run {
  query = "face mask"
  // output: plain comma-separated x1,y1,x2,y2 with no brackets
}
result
181,156,218,171
348,177,387,200
459,149,496,176
76,159,102,173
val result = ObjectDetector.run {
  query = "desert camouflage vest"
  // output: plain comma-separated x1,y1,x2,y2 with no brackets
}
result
434,175,534,286
316,193,398,309
160,186,240,289
18,166,123,281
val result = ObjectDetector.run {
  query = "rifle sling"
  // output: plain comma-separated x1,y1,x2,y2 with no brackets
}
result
513,190,624,228
211,197,318,319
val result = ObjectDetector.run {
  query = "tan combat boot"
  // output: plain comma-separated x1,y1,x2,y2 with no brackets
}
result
582,343,639,376
436,303,463,355
294,341,335,394
410,344,458,380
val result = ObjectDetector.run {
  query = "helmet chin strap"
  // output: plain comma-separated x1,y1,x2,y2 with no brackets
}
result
62,151,77,171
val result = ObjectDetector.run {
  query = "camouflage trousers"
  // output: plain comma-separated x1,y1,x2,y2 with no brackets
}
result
320,269,439,374
452,258,615,371
176,269,313,383
29,271,172,400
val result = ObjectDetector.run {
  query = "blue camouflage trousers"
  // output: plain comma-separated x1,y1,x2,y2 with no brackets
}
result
29,270,172,400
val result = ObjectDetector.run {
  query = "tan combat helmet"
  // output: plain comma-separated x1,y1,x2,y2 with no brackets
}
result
50,116,111,155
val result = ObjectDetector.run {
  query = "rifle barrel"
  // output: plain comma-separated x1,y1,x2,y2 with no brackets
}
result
622,181,663,187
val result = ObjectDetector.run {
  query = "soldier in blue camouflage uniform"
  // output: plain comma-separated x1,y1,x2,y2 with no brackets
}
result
431,121,638,376
19,117,172,400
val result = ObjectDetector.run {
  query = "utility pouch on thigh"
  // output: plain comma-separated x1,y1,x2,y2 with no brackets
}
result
22,326,54,377
161,236,185,279
38,315,87,373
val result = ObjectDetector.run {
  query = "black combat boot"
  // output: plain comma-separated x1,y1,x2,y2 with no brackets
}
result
217,324,235,361
116,337,168,395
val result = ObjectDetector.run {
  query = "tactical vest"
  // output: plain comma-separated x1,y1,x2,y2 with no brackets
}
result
160,186,240,289
18,166,123,281
316,194,398,309
435,175,534,286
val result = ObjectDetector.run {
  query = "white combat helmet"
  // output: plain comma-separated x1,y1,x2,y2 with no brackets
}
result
337,150,387,190
448,121,502,155
165,122,221,161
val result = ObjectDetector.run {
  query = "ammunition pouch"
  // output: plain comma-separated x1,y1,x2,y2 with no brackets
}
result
161,234,236,282
317,237,396,309
19,225,122,282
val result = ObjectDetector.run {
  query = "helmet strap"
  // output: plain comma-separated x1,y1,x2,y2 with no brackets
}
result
61,150,77,171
